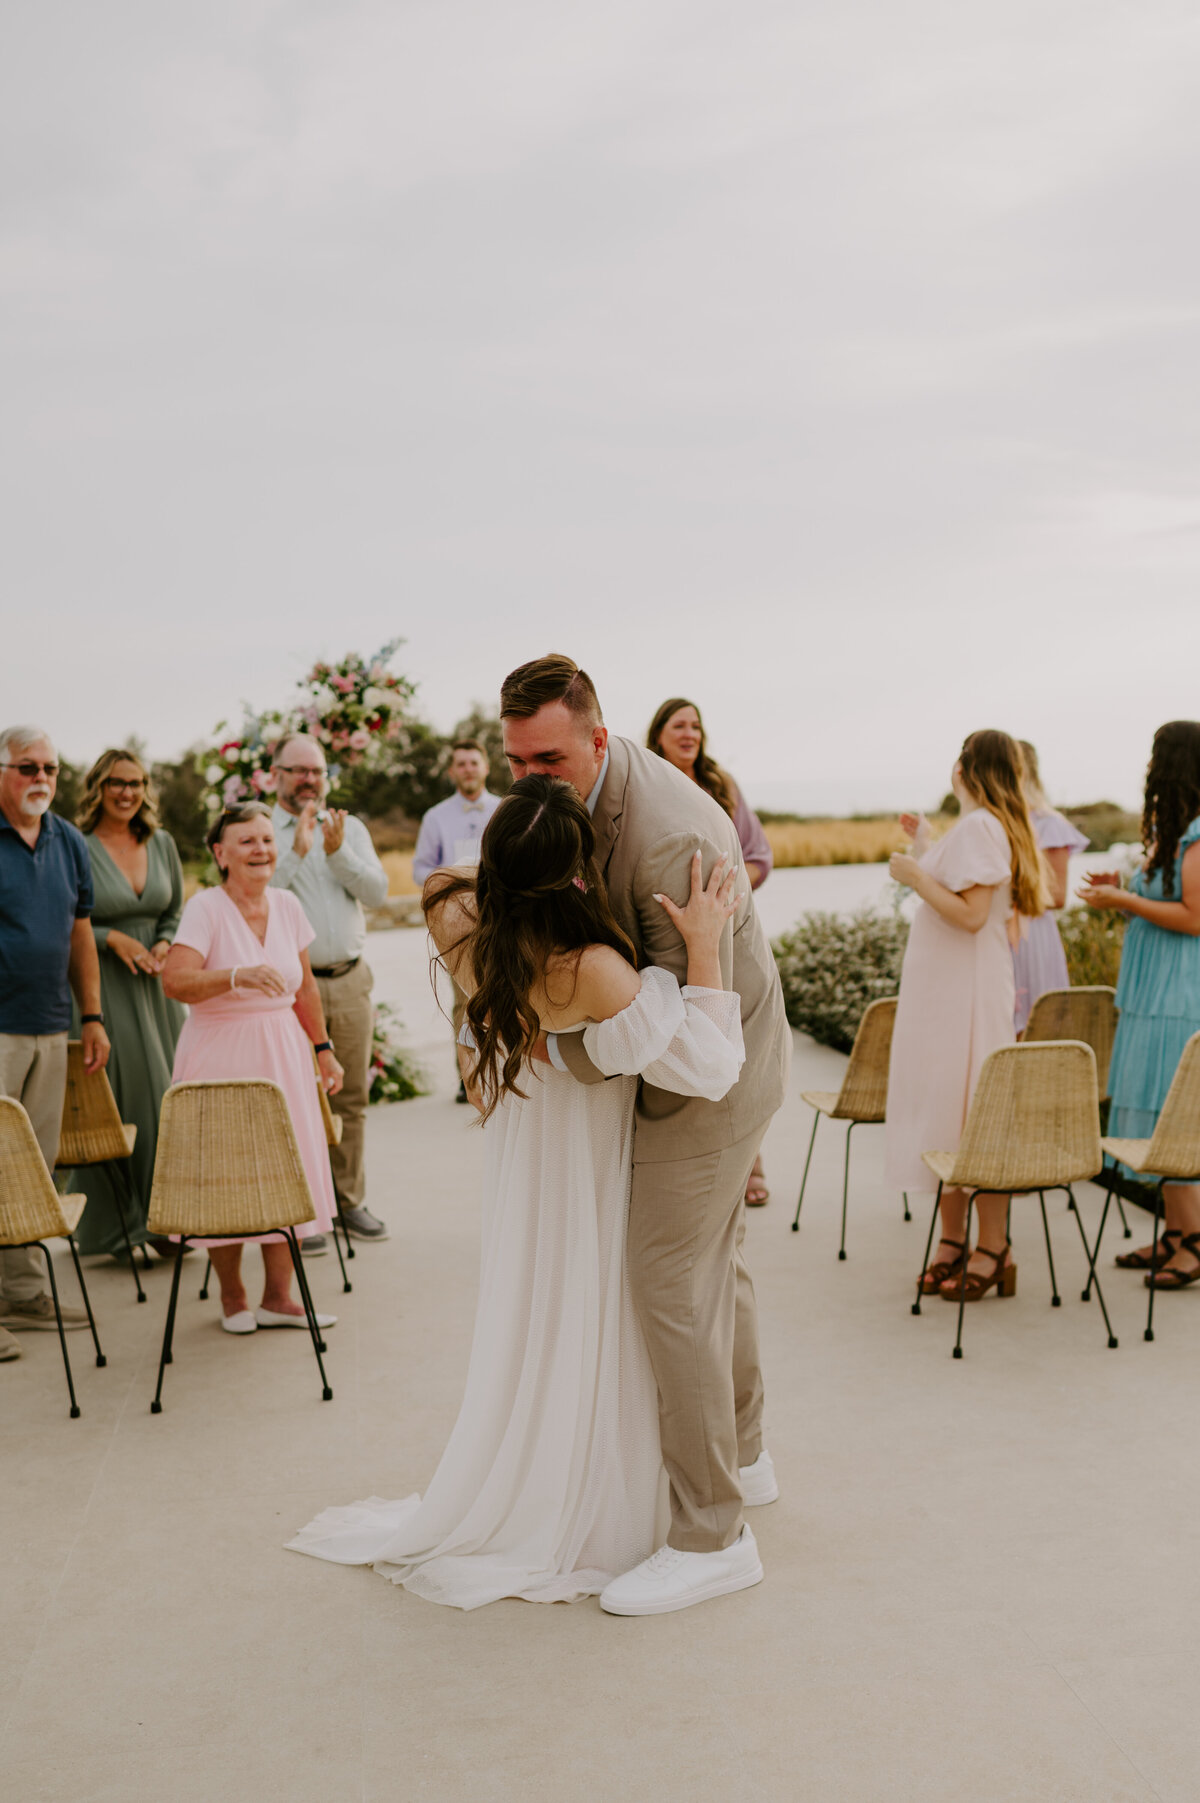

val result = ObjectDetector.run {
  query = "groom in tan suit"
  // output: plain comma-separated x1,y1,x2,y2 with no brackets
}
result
501,654,790,1615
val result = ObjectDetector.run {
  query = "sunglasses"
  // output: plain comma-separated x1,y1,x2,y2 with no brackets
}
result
4,761,59,778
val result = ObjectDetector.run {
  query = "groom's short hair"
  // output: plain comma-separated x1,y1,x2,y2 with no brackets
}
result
500,655,603,728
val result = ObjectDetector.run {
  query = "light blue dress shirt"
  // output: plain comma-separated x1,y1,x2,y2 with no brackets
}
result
412,789,504,885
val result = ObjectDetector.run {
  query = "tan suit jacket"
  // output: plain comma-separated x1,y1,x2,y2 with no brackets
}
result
559,736,790,1161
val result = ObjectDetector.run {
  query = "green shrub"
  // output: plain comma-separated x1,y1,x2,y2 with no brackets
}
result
1057,906,1125,988
369,1003,428,1104
773,908,909,1053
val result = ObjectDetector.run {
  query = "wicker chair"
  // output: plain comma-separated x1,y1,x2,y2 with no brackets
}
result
1023,986,1130,1241
197,1053,352,1301
911,1041,1115,1359
145,1080,333,1411
792,998,908,1258
0,1097,106,1417
1097,1031,1200,1345
56,1039,152,1302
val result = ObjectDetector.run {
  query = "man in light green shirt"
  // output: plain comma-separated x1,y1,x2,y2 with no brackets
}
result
270,734,389,1248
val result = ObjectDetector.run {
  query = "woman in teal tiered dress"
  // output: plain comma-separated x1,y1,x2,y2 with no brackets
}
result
1080,720,1200,1286
66,750,187,1257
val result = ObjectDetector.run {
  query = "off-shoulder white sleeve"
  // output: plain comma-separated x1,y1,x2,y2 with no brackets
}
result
580,966,745,1101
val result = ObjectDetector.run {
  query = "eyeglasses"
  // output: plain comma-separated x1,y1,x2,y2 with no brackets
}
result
103,777,146,794
274,766,325,777
3,761,59,779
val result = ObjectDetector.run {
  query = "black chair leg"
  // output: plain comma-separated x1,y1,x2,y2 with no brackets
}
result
1114,1191,1132,1239
1082,1192,1112,1302
39,1241,81,1418
151,1243,186,1413
952,1192,976,1359
66,1236,106,1364
286,1229,333,1400
1037,1191,1061,1307
791,1112,820,1232
1144,1184,1164,1343
336,1210,356,1260
837,1123,856,1261
199,1257,212,1301
1066,1186,1118,1348
329,1216,352,1294
110,1165,147,1302
902,1190,911,1223
912,1183,943,1317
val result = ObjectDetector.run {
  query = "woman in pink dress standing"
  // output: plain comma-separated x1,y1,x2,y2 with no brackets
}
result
161,803,343,1334
886,732,1048,1302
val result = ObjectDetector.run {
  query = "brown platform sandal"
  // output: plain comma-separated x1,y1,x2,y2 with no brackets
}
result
1144,1231,1200,1289
918,1238,965,1296
939,1242,1017,1302
1116,1228,1180,1271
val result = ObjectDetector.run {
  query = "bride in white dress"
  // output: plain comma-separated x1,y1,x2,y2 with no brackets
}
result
288,775,746,1609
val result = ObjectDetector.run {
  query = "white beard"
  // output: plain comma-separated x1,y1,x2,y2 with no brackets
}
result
19,794,51,818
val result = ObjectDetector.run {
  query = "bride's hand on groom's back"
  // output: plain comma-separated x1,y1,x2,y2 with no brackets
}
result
655,851,740,991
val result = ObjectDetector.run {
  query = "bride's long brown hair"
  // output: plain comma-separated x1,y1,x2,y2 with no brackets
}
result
423,775,636,1122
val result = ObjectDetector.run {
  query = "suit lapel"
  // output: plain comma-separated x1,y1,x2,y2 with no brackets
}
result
591,737,628,877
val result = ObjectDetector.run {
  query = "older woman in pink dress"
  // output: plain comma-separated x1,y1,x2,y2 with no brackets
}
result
161,803,343,1334
886,732,1048,1303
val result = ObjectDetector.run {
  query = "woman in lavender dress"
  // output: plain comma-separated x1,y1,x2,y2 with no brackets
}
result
1012,742,1089,1033
647,697,773,1204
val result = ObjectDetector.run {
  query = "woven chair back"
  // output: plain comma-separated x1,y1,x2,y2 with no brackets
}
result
1023,987,1118,1096
0,1097,82,1245
57,1040,133,1166
146,1081,317,1238
949,1041,1101,1192
832,998,897,1122
1145,1032,1200,1179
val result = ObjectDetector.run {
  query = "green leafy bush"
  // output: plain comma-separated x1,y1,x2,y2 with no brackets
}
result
369,1003,428,1104
1056,907,1125,988
773,908,909,1053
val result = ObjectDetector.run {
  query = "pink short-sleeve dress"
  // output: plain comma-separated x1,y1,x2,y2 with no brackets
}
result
170,886,336,1246
885,808,1016,1194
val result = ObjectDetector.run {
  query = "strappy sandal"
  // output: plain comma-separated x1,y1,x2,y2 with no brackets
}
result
1116,1229,1180,1271
1144,1231,1200,1289
938,1242,1017,1302
918,1238,965,1296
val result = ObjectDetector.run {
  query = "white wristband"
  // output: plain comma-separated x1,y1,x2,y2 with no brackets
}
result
230,966,239,991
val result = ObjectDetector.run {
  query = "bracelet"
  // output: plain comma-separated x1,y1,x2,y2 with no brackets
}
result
81,1013,104,1025
230,966,239,991
313,1040,333,1054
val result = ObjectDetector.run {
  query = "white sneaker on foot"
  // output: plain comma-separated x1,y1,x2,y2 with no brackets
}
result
739,1448,779,1506
599,1525,763,1616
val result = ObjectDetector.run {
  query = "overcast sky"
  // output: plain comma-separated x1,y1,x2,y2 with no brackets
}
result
4,1,1199,814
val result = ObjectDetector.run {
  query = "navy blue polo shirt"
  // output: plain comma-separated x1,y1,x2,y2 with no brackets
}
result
0,810,94,1035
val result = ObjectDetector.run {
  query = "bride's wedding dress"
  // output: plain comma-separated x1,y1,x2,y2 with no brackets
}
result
287,968,744,1609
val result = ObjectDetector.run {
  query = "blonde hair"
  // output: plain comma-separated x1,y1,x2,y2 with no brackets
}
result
1018,739,1048,811
77,748,159,842
960,730,1048,919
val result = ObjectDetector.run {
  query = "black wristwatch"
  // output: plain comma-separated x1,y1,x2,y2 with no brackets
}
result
313,1040,333,1054
81,1013,105,1025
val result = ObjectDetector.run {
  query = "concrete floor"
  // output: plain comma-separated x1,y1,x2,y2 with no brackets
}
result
3,971,1196,1801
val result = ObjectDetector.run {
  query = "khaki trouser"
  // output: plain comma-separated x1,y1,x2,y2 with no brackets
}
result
313,962,374,1214
628,1126,765,1554
0,1032,68,1302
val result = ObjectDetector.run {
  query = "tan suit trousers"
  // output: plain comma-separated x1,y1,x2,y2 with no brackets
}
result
0,1032,68,1301
314,962,374,1214
628,1125,765,1554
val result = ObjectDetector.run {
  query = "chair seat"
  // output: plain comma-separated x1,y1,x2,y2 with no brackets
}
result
1100,1136,1152,1173
802,1090,884,1122
0,1191,87,1244
921,1150,957,1183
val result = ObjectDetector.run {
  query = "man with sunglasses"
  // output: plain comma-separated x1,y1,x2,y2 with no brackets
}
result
0,725,110,1363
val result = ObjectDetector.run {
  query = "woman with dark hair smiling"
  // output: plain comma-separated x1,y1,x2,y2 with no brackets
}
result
289,775,747,1609
161,802,342,1334
67,748,186,1260
648,697,773,1205
1081,721,1200,1288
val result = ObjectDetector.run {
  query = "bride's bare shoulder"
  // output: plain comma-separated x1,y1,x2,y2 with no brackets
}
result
573,944,642,1022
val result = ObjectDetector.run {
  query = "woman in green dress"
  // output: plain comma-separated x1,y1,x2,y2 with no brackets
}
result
68,749,187,1257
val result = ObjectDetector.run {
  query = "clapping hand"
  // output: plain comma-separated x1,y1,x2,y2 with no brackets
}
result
293,801,319,858
1078,871,1126,911
899,811,931,855
889,852,922,889
320,809,347,855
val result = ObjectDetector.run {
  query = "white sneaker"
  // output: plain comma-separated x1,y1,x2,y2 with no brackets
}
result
599,1525,763,1616
739,1448,779,1506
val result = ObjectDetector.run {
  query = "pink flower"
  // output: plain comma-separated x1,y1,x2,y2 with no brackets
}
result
349,728,370,750
331,675,355,694
222,776,246,804
250,768,276,794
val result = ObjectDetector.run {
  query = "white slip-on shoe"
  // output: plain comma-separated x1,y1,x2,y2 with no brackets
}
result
221,1310,257,1335
255,1307,337,1330
739,1448,779,1506
599,1525,763,1616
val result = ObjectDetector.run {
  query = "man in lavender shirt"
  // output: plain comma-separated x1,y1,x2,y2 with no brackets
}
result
412,740,502,1101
